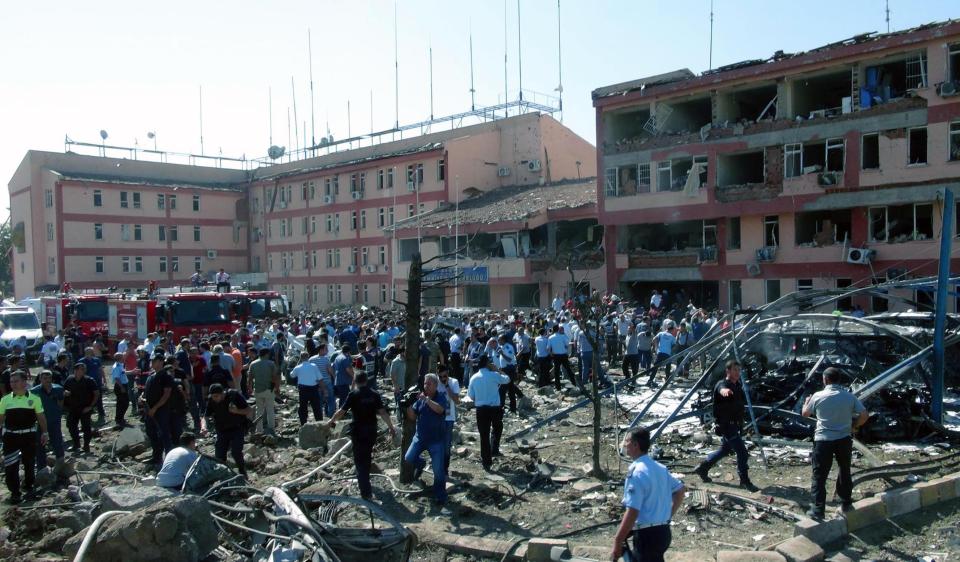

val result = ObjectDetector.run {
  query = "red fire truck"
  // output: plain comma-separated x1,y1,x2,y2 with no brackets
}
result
109,292,236,342
225,290,288,324
41,293,118,340
107,299,158,342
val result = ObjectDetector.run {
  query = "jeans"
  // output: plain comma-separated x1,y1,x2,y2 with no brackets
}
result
702,424,750,481
145,408,173,463
579,350,593,385
638,350,652,370
627,525,672,562
622,354,640,378
605,335,620,363
214,426,246,475
404,434,447,503
298,385,324,424
66,410,92,450
255,390,275,433
475,406,503,468
443,420,454,472
811,436,853,510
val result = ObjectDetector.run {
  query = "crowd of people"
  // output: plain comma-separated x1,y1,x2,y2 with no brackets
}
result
0,288,872,562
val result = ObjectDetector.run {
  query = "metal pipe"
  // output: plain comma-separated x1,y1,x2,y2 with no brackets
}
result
933,187,954,422
73,510,129,562
281,438,352,490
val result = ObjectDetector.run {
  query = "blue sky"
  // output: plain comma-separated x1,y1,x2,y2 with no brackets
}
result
1,0,957,219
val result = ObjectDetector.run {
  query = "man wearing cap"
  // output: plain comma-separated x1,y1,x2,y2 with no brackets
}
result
0,371,48,503
63,362,98,454
205,383,250,476
327,371,395,500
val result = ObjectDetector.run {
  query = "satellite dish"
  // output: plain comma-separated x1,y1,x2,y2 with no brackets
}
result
267,145,286,160
99,130,108,140
147,132,155,139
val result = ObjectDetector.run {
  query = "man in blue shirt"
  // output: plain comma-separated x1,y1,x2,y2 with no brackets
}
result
404,373,448,504
331,345,355,408
612,427,685,562
156,432,199,491
81,347,106,425
109,352,131,429
31,370,65,474
648,325,677,386
548,325,576,390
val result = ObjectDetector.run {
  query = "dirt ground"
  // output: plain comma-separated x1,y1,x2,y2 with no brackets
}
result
3,360,960,561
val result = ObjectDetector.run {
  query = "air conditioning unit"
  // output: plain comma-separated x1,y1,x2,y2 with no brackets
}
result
746,263,762,276
846,247,876,265
347,265,357,273
939,81,959,97
755,246,777,262
352,191,363,200
206,250,217,260
497,166,511,177
324,195,334,204
278,201,288,209
407,181,416,192
366,265,377,273
383,264,389,272
527,159,542,172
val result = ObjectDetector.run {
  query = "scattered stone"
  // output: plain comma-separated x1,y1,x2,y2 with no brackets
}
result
518,396,534,411
717,552,786,562
80,481,101,497
63,495,217,562
572,480,602,493
327,437,350,452
54,511,92,534
456,447,469,457
451,427,463,445
298,422,331,450
100,485,177,512
263,434,278,447
114,426,148,453
34,467,54,489
34,527,73,554
775,535,825,562
536,386,555,396
22,510,46,533
525,538,569,562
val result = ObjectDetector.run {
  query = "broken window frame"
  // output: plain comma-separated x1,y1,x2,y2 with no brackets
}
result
727,217,741,250
657,161,672,192
905,50,928,89
797,279,814,291
825,138,845,172
637,163,651,193
908,127,928,165
861,132,880,170
949,122,960,162
869,206,889,242
869,203,933,243
784,143,803,178
794,209,852,246
604,168,618,197
765,279,781,303
764,215,780,247
950,43,960,83
693,155,709,186
702,220,718,248
728,280,742,309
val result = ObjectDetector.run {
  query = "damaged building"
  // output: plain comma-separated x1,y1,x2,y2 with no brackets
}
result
594,20,960,312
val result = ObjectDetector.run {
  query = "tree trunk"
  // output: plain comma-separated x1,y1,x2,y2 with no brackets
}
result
399,252,423,483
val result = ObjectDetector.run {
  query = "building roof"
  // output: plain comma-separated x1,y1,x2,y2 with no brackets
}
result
51,171,245,192
592,19,960,101
392,178,597,232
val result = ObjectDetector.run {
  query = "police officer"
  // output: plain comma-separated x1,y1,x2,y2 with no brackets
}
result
327,371,396,500
612,427,684,562
0,371,48,503
205,383,251,476
467,355,509,470
802,367,869,518
693,359,759,492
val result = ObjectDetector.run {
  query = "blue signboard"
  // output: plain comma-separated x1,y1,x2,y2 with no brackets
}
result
423,266,488,284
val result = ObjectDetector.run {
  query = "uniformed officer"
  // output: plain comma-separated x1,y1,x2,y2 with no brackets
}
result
327,371,396,500
0,371,49,503
693,359,759,492
802,367,869,518
612,427,684,562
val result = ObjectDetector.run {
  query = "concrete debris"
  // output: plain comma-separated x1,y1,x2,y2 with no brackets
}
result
100,485,177,512
297,421,331,449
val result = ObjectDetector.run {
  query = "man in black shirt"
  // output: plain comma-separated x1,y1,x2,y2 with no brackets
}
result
205,383,250,476
168,368,190,446
142,358,174,465
327,371,396,500
63,363,98,454
694,359,758,492
205,354,233,391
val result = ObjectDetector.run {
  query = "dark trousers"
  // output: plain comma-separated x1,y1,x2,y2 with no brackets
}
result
145,408,173,463
535,356,551,387
352,430,376,499
114,382,129,425
517,352,531,379
476,406,503,468
190,383,204,429
214,426,246,475
606,335,620,363
66,410,92,449
811,436,853,510
36,417,64,470
702,424,750,481
96,387,106,418
216,281,230,292
449,353,462,385
648,352,672,383
627,525,672,562
3,432,36,497
170,412,185,445
298,385,323,424
622,354,640,378
638,350,652,369
552,354,576,389
334,384,350,409
498,365,523,412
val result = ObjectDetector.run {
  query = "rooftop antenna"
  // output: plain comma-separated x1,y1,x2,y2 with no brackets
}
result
347,100,352,144
885,0,890,33
517,0,523,102
469,25,476,111
709,0,715,70
308,28,316,156
503,0,508,117
199,85,205,156
287,107,292,159
555,0,563,118
291,77,300,153
394,0,399,132
370,90,374,136
268,87,273,146
429,41,434,120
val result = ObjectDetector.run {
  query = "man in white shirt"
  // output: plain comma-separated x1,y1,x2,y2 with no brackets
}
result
215,268,231,292
448,328,464,384
437,365,460,473
548,325,576,390
40,336,60,367
534,328,552,388
495,334,523,413
552,295,564,313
